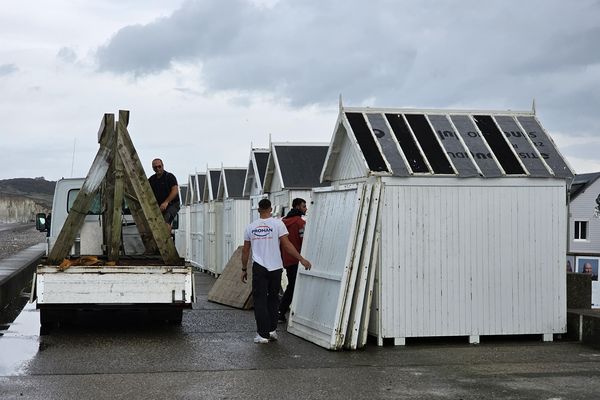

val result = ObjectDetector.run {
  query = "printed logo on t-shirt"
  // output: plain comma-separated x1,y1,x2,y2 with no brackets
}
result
252,225,274,238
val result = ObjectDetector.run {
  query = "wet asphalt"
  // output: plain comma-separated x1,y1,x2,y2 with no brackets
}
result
1,272,600,400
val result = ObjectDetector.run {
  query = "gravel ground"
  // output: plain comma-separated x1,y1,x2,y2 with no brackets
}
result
0,223,46,260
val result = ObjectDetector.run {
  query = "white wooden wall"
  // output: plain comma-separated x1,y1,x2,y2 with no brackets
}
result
325,123,367,183
206,201,223,274
189,203,205,268
375,177,567,340
174,205,189,260
222,198,250,272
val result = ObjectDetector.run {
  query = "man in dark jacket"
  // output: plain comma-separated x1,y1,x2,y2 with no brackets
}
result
278,198,307,322
148,158,180,228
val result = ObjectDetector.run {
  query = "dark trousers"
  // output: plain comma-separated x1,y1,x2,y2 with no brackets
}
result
252,262,282,338
279,264,298,315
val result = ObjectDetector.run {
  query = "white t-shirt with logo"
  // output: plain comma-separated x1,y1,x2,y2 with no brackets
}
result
244,217,289,271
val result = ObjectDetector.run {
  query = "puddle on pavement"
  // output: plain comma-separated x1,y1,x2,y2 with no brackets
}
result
0,301,40,376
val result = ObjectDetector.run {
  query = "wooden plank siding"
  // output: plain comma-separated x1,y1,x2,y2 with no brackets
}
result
375,177,567,340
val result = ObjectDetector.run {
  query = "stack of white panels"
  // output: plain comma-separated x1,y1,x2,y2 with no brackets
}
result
287,179,381,350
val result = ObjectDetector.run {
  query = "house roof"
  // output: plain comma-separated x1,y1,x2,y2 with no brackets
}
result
263,143,329,192
570,172,600,200
217,168,248,200
321,106,574,181
243,148,270,196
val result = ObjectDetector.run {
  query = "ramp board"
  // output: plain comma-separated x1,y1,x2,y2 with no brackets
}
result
287,183,369,350
207,246,254,309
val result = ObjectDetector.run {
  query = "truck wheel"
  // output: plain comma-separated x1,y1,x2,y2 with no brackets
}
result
39,310,57,335
168,309,183,325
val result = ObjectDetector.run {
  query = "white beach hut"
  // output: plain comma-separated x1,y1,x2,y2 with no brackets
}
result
217,167,250,272
288,104,574,350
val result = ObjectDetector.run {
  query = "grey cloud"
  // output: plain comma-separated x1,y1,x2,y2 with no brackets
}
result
0,64,18,76
57,47,77,63
95,0,600,114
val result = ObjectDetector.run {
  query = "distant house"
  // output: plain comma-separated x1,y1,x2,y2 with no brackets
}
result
568,172,600,306
262,142,329,217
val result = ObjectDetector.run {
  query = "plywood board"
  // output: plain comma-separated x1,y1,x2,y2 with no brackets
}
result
207,246,254,309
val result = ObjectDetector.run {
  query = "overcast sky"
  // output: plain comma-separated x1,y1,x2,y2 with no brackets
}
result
1,0,599,183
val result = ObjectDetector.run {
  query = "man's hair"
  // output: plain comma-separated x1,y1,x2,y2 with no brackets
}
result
258,198,271,211
292,198,306,208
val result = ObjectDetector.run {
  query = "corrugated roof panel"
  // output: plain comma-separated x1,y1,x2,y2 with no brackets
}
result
405,114,454,174
450,115,503,177
494,116,551,177
346,112,389,173
473,115,525,175
427,114,479,177
365,113,410,176
385,113,429,173
516,116,574,179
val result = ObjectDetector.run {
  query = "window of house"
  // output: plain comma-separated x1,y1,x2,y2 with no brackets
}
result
574,221,588,240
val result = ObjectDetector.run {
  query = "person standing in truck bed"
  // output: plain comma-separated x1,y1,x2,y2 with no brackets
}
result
148,158,180,228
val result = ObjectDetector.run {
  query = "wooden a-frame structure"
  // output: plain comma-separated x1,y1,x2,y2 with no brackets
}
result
47,110,180,266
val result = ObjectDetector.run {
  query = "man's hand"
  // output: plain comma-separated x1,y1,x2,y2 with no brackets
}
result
160,201,168,212
241,270,248,283
299,258,312,270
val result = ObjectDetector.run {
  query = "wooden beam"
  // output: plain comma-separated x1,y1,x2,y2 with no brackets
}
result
108,120,125,261
124,174,159,254
115,110,181,265
48,114,116,264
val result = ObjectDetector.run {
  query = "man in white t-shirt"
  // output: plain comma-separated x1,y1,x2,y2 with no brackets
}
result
242,198,311,344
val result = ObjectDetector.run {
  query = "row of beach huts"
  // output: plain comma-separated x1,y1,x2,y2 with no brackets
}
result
173,102,578,350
